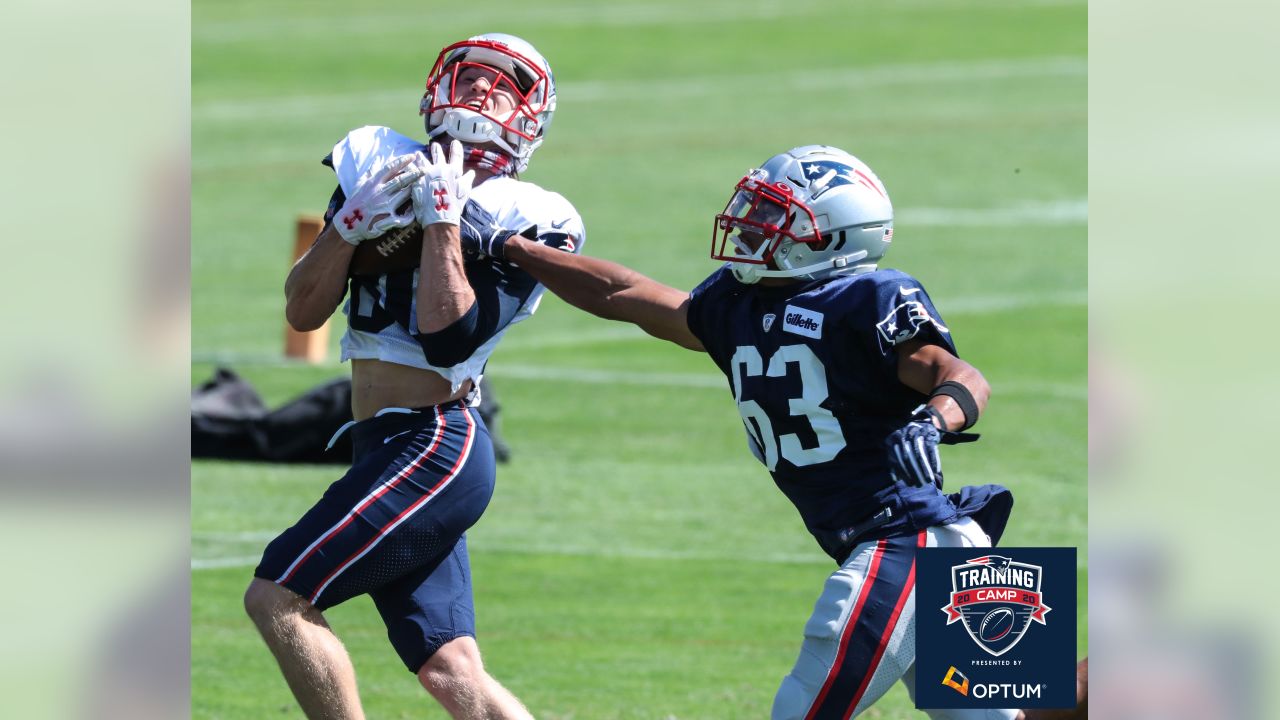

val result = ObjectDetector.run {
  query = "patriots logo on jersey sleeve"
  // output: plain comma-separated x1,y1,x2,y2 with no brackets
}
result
876,300,947,346
538,231,577,253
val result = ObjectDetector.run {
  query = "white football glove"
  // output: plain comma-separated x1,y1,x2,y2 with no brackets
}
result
334,156,422,246
412,140,476,228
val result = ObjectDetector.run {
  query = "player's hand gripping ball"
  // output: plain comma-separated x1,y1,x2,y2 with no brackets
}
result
411,140,476,227
333,156,422,246
348,142,482,276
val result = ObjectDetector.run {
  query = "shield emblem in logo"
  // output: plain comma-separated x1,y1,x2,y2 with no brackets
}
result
762,313,776,332
941,555,1051,656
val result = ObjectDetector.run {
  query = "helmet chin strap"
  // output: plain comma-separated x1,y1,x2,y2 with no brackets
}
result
438,107,504,144
752,249,870,279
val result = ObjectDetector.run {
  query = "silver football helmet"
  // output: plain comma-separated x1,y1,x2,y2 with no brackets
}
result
712,145,894,284
420,33,556,173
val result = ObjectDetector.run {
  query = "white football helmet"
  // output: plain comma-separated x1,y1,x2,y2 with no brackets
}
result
712,145,894,284
420,33,556,173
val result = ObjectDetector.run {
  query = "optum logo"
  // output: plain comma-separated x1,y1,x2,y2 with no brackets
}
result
941,666,969,696
971,683,1044,700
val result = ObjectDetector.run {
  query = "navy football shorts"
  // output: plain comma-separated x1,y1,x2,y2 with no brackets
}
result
254,401,495,672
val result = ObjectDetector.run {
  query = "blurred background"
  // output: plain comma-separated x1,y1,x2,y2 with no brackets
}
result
29,0,1280,717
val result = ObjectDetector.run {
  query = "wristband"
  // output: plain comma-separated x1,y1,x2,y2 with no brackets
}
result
930,380,979,430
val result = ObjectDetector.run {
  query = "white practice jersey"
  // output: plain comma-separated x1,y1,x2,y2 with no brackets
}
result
326,126,585,393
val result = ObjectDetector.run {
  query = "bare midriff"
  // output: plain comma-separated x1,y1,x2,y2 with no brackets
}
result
350,358,472,421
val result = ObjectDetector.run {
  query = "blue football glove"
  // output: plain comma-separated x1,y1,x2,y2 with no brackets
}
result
886,416,944,488
457,201,532,260
885,406,982,488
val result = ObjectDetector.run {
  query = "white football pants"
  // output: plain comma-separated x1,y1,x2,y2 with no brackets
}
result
771,517,1019,720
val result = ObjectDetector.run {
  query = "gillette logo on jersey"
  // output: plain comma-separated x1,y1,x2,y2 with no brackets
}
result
944,554,1050,656
782,305,823,339
915,547,1077,710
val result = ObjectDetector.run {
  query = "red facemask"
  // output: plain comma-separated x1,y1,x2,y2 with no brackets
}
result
711,171,822,268
420,39,552,144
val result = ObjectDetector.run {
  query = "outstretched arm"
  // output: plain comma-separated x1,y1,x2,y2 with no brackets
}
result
895,338,991,431
502,236,704,352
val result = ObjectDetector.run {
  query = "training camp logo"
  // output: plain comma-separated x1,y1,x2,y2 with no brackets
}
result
942,555,1051,657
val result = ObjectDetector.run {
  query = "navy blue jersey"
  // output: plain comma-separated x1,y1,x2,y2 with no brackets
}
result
687,266,1009,559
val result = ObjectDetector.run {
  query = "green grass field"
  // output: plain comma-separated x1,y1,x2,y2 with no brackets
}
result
193,0,1086,716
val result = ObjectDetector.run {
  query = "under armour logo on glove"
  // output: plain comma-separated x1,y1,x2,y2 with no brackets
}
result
334,157,421,246
411,140,475,227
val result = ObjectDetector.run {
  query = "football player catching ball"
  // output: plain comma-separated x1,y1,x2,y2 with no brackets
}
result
244,33,582,720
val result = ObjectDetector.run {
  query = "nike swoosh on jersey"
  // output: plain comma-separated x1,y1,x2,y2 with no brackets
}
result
384,429,414,444
899,286,922,295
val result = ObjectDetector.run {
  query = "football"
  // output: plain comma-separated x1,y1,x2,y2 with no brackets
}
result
978,607,1015,642
347,200,423,277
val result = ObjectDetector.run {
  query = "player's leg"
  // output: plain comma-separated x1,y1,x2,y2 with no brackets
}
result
895,517,1020,720
419,637,532,720
362,408,530,719
772,530,926,720
371,536,531,720
248,404,491,718
243,428,416,720
243,579,365,720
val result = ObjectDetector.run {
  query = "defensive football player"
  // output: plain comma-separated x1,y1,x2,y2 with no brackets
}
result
243,34,583,720
459,145,1034,718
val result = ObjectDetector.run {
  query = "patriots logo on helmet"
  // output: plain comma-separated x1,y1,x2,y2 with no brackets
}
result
941,555,1051,656
800,160,859,200
800,160,886,201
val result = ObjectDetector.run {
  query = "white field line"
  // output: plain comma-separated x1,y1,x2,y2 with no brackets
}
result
195,0,836,43
491,364,722,389
192,286,1084,365
480,367,1085,400
192,542,827,571
192,555,263,570
192,536,1089,571
194,56,1085,123
189,356,1084,399
943,289,1087,313
902,199,1087,226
